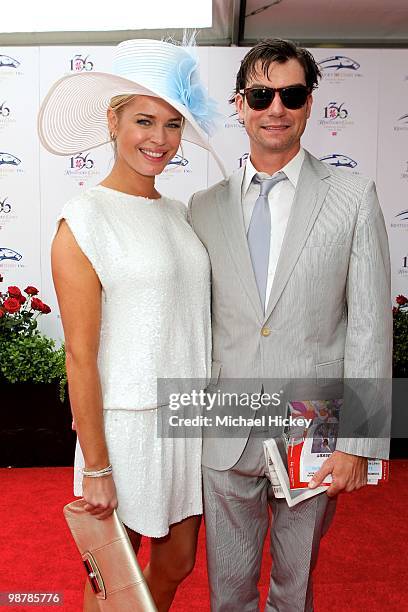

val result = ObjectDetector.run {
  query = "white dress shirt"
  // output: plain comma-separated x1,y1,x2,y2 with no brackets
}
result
242,148,305,312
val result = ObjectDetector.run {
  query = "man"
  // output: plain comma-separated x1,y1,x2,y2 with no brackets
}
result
188,39,392,611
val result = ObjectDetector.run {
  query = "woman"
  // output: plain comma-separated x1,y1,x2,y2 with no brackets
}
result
38,38,225,612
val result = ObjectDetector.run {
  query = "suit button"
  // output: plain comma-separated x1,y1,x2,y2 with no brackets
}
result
261,326,271,337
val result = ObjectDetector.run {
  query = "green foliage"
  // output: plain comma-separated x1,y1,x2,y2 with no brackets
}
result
393,306,408,377
0,280,66,399
0,333,67,400
0,309,38,338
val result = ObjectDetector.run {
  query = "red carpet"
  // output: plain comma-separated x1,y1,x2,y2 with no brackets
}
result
0,462,407,612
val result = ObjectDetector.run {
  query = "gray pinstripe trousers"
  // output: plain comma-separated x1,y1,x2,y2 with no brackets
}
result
203,432,336,612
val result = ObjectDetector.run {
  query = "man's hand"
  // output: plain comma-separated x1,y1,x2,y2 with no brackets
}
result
308,450,368,497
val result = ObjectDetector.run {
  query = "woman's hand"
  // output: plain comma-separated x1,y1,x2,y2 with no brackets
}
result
82,475,118,520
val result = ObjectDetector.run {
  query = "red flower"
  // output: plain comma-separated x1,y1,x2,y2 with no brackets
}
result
31,297,44,311
41,303,51,314
18,295,26,305
396,295,408,306
0,308,5,318
3,297,21,313
24,286,39,296
8,285,22,298
0,274,3,282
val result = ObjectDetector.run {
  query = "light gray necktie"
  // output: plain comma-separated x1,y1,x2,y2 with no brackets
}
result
247,172,287,309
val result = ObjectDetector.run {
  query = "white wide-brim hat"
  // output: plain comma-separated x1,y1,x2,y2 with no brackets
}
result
38,39,226,177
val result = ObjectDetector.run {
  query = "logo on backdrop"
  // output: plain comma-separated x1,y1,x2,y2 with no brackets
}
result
319,101,353,134
394,113,408,132
0,55,20,69
225,113,246,130
391,209,408,231
319,55,362,83
167,154,189,167
0,100,15,133
0,196,11,213
320,153,357,169
70,54,94,72
0,152,20,166
0,247,22,261
396,210,408,221
323,102,348,120
319,56,360,72
65,152,98,184
0,196,16,230
0,153,23,179
69,152,94,170
0,101,10,117
162,154,191,178
238,153,249,168
0,54,23,78
397,254,408,277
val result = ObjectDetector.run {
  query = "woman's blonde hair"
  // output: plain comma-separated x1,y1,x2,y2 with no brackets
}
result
109,94,137,141
110,94,137,114
108,95,137,154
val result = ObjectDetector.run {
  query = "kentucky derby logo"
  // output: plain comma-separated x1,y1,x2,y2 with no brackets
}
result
323,102,348,120
70,54,94,72
0,196,11,213
320,154,357,169
394,113,408,132
391,208,408,229
65,152,98,183
163,153,191,176
391,209,408,231
0,152,21,166
0,101,15,132
0,101,10,117
167,154,189,167
398,255,408,277
0,55,20,69
69,153,94,170
238,153,249,168
319,56,360,71
319,102,353,134
397,209,408,221
319,56,362,82
0,247,22,261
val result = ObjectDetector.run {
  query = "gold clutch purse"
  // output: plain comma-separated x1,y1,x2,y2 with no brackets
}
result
63,498,157,611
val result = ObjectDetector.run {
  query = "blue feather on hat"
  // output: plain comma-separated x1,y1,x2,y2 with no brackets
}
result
166,33,222,136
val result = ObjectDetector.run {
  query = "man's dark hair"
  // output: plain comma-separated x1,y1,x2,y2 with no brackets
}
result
229,38,321,104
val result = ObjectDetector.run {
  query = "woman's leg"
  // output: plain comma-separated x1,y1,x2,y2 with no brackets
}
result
83,525,142,611
145,515,202,612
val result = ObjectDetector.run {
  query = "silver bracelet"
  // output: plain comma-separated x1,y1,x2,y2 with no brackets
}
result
82,464,113,478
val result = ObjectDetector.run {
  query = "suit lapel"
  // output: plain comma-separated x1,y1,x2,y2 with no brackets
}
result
216,168,264,322
264,152,331,321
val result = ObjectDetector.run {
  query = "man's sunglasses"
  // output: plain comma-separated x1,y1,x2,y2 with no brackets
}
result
239,85,310,110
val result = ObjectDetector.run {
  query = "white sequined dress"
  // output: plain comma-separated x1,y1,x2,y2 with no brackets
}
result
56,185,211,537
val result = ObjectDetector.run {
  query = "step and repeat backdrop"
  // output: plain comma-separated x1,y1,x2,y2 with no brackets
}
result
0,46,407,340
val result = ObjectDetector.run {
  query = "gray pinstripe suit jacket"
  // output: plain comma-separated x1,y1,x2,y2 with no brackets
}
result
188,150,392,470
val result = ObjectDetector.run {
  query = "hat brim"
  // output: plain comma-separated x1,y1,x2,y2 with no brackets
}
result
38,71,226,176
